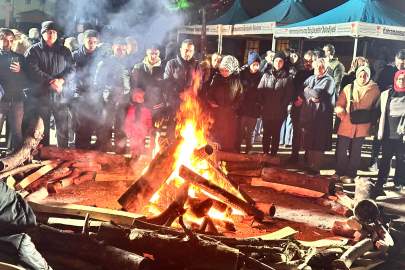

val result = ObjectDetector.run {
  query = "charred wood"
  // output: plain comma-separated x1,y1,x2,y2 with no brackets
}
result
118,137,184,213
354,177,380,224
0,116,44,172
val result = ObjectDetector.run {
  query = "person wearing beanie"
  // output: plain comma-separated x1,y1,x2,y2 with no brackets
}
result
257,50,294,157
237,51,263,153
125,88,153,158
332,66,380,184
25,20,76,148
207,55,244,152
376,70,405,191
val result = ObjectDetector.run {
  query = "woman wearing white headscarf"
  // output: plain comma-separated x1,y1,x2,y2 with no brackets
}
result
299,58,336,175
207,55,244,152
333,66,380,183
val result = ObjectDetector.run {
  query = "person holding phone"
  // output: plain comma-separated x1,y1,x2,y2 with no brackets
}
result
0,28,27,149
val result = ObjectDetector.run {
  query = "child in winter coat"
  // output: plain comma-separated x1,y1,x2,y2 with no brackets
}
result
125,88,153,158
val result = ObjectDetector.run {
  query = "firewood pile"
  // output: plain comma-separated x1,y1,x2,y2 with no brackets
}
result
2,116,404,269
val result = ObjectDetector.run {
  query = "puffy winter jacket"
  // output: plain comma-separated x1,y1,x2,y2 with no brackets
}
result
238,68,262,118
25,39,76,103
94,55,131,103
258,67,294,121
0,50,28,103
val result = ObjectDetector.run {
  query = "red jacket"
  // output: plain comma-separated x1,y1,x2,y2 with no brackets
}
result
125,103,153,136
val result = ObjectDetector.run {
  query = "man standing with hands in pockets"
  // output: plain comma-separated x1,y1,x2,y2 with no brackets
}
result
25,21,76,147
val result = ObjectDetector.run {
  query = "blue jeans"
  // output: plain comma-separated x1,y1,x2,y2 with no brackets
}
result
279,114,293,145
254,118,262,137
0,101,24,148
335,136,365,178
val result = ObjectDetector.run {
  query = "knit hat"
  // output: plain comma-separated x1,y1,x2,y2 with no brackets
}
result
130,88,145,96
248,51,261,66
219,55,240,75
273,50,286,62
41,21,58,34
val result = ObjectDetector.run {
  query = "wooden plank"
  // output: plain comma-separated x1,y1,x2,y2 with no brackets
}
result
299,237,349,248
15,164,58,190
6,175,16,190
247,227,299,240
28,199,146,226
349,258,385,270
47,217,102,227
251,178,324,198
95,172,140,182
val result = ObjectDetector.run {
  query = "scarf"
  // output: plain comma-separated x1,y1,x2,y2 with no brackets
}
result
219,55,240,75
354,66,371,88
394,70,405,92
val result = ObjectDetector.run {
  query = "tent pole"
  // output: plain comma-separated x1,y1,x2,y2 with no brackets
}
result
271,34,276,51
353,36,359,61
217,24,223,54
363,40,368,58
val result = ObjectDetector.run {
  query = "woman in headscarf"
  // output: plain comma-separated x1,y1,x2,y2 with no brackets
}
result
332,66,380,183
258,50,294,156
376,70,405,190
207,55,244,152
299,58,336,175
340,57,369,91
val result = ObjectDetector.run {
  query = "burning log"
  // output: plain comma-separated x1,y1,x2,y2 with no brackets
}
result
217,151,280,166
332,238,374,270
331,221,355,238
354,177,380,224
179,165,265,222
188,197,214,218
146,183,189,225
316,196,353,217
262,167,335,195
118,137,184,213
0,116,44,173
28,224,154,270
39,146,126,167
96,221,240,270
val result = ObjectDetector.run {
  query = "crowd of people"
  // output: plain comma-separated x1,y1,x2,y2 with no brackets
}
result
1,20,405,192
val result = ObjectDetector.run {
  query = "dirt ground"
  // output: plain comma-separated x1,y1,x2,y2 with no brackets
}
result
39,133,405,269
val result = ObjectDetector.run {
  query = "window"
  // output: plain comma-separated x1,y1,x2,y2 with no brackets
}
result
244,40,259,63
276,39,290,51
26,0,32,4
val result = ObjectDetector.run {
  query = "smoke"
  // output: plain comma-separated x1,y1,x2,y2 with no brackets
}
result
57,0,183,46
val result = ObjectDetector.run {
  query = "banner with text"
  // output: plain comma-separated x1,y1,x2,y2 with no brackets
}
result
358,22,405,41
231,22,275,36
275,22,358,38
178,25,221,35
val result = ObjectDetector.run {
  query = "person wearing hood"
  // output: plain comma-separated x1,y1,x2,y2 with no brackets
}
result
25,21,76,148
132,44,166,154
375,70,405,191
72,29,102,149
299,58,335,175
332,66,380,183
163,39,202,140
207,55,244,152
258,50,294,157
237,51,262,154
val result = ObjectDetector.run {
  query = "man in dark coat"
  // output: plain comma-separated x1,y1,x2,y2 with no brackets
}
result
132,44,166,153
0,181,52,269
161,42,179,69
163,39,202,140
72,29,102,149
368,49,405,171
237,51,262,154
323,44,345,94
259,50,274,74
95,37,131,153
285,50,317,164
25,21,76,148
122,36,142,71
0,28,28,149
